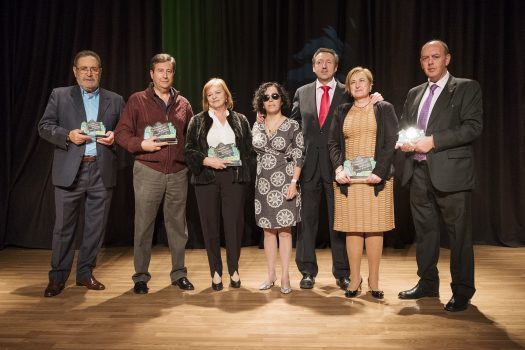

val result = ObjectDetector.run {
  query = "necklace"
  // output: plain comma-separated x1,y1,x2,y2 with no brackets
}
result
265,116,284,135
354,99,371,108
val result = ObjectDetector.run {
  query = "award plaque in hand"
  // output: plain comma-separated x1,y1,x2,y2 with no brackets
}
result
397,127,425,146
208,143,242,166
81,120,106,138
144,122,178,144
344,156,376,179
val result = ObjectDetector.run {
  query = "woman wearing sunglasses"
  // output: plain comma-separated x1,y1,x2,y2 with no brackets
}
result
185,78,253,291
252,82,304,294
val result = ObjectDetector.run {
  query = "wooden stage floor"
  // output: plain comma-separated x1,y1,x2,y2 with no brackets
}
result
0,245,524,349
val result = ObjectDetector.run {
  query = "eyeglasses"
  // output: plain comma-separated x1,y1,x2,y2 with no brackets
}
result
76,66,101,74
262,93,281,102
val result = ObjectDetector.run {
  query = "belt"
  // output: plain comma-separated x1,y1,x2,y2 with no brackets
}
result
81,156,97,162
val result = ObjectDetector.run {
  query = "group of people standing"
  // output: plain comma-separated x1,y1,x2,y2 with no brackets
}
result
39,39,482,313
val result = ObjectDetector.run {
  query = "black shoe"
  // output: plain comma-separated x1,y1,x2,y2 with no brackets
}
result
230,277,241,288
344,278,362,298
444,295,470,312
336,277,350,290
369,290,384,299
300,274,315,289
398,284,439,299
134,281,148,294
367,278,384,299
44,280,65,297
211,281,223,291
173,277,194,290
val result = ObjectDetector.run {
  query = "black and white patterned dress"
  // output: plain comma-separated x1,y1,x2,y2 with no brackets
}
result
252,118,304,229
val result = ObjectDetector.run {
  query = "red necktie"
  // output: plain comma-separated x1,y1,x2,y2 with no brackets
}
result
319,85,331,128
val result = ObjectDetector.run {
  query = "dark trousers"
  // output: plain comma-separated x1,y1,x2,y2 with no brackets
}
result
295,170,350,279
410,161,475,299
194,168,246,277
49,161,113,283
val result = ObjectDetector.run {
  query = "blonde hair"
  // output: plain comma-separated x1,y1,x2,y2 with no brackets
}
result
344,66,374,95
202,78,234,111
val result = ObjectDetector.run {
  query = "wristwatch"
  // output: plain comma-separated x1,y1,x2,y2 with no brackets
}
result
291,178,298,183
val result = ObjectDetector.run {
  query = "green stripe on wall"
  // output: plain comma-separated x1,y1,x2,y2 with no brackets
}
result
161,0,222,112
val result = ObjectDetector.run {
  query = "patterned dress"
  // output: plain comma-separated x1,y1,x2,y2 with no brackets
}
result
333,105,395,232
252,118,304,229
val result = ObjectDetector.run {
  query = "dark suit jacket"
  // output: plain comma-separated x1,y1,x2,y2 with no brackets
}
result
39,85,125,188
291,80,351,182
399,75,483,192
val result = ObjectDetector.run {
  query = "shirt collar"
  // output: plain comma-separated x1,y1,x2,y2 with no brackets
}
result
80,87,100,97
429,71,450,90
208,108,230,120
315,77,336,90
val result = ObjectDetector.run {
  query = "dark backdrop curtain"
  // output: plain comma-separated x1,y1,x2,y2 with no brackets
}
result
1,0,162,248
2,0,524,250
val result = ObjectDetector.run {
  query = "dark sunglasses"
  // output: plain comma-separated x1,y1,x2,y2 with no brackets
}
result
262,93,281,102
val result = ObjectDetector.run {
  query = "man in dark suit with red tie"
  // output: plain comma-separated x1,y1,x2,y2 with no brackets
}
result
397,40,483,312
39,50,124,297
291,48,351,290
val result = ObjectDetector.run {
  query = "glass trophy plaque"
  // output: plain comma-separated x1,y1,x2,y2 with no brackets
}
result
208,143,242,166
80,120,106,138
397,127,425,145
144,122,178,144
344,156,376,179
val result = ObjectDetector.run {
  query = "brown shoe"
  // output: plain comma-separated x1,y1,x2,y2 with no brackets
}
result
76,275,105,290
44,280,65,297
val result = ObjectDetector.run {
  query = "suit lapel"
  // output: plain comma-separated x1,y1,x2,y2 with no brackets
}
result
411,85,426,124
70,86,87,122
306,83,320,131
97,88,110,122
427,76,456,130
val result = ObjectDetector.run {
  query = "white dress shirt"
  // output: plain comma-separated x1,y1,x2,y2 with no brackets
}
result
315,78,337,117
206,109,236,148
417,71,450,129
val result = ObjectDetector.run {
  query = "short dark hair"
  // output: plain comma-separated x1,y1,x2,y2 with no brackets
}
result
252,82,291,116
150,53,176,71
422,39,450,55
312,48,339,66
74,50,101,67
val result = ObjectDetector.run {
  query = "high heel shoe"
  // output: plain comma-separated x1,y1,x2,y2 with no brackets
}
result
230,277,241,288
280,278,292,294
211,280,223,291
259,279,276,290
367,278,384,299
369,290,384,299
280,286,292,294
344,278,363,298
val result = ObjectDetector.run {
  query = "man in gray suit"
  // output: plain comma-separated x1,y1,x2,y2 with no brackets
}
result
39,50,124,297
397,40,483,312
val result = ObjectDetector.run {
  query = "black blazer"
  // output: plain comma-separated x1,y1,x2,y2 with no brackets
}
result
290,80,351,182
399,75,483,192
328,101,399,196
38,85,125,188
185,110,253,185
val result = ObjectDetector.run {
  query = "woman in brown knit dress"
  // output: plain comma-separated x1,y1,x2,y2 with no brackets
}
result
328,67,398,299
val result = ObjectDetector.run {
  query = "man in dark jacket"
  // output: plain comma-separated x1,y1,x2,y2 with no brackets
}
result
397,40,483,312
39,50,124,297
